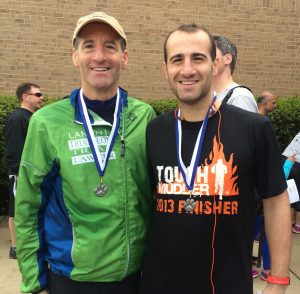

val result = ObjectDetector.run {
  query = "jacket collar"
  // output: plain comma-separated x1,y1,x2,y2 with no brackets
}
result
70,88,112,127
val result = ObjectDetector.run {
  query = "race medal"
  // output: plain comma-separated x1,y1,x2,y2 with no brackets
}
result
184,197,196,213
94,182,108,197
184,191,196,213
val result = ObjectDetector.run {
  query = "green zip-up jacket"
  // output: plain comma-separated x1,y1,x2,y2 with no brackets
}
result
15,88,156,293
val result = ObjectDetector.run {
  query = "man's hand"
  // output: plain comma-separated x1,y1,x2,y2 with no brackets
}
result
287,154,296,163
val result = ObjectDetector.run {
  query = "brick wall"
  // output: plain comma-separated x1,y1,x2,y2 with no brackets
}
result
0,0,299,99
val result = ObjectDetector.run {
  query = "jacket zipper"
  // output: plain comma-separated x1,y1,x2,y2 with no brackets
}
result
121,138,130,279
69,214,75,263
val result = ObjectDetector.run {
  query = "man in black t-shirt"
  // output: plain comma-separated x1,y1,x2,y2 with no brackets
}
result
282,131,300,233
4,82,43,259
140,24,291,294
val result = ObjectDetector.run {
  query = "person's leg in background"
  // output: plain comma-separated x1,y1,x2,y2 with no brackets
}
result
292,202,300,233
8,217,16,248
8,175,17,259
289,163,300,233
260,237,270,280
252,212,272,281
252,214,262,279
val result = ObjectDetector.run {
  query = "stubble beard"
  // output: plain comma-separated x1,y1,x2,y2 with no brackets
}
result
175,85,212,106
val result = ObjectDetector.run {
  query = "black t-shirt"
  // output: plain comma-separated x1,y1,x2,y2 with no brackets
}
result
4,108,32,174
140,103,287,294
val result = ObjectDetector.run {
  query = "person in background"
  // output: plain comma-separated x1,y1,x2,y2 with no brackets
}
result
15,12,155,294
282,131,300,234
257,91,277,116
252,90,278,279
4,82,43,259
253,154,296,281
140,23,291,294
212,35,258,113
212,35,262,282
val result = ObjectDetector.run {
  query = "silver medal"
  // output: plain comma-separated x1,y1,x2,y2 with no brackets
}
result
94,182,108,197
184,197,196,213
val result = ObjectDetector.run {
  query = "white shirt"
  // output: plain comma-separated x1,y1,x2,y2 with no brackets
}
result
282,132,300,163
218,82,258,113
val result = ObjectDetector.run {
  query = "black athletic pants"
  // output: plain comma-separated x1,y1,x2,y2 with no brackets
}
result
49,271,140,294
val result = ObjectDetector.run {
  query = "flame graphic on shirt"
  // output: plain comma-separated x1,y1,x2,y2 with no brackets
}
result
204,136,239,196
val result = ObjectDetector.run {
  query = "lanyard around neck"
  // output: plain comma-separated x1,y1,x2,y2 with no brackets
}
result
175,94,217,192
78,88,125,177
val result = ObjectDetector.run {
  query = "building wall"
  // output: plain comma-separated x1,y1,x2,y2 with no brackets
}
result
1,0,299,99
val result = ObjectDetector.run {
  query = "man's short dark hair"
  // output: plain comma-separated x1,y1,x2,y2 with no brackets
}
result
163,23,216,63
213,35,237,74
16,82,40,102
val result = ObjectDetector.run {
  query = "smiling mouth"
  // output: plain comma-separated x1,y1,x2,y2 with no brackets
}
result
179,80,198,85
92,67,109,72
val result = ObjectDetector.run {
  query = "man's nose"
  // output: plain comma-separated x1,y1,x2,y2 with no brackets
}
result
93,44,106,61
180,59,196,77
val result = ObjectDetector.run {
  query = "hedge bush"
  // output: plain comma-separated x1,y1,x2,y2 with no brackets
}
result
0,95,299,214
269,97,300,149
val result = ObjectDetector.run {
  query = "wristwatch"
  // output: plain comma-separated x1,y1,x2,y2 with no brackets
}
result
267,274,290,285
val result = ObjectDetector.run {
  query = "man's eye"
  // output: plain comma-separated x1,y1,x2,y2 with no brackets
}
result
172,58,182,63
105,43,117,51
81,44,94,52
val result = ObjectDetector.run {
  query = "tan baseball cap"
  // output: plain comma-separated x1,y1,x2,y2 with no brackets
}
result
72,12,127,47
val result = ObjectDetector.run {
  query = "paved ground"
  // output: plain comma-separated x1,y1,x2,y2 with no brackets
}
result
0,216,299,293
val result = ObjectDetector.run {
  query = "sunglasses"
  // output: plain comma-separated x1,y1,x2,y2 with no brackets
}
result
26,92,43,97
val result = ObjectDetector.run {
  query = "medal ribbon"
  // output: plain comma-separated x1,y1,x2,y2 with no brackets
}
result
78,87,125,177
175,94,217,192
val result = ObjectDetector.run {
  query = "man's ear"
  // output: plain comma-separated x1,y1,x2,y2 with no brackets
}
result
224,53,232,66
162,61,168,80
212,58,218,76
72,49,79,68
121,50,129,70
21,93,27,103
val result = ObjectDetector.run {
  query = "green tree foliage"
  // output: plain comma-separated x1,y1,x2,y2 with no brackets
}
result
269,97,300,150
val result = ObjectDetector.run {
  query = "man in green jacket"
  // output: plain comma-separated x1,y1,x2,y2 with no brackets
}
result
15,12,155,294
